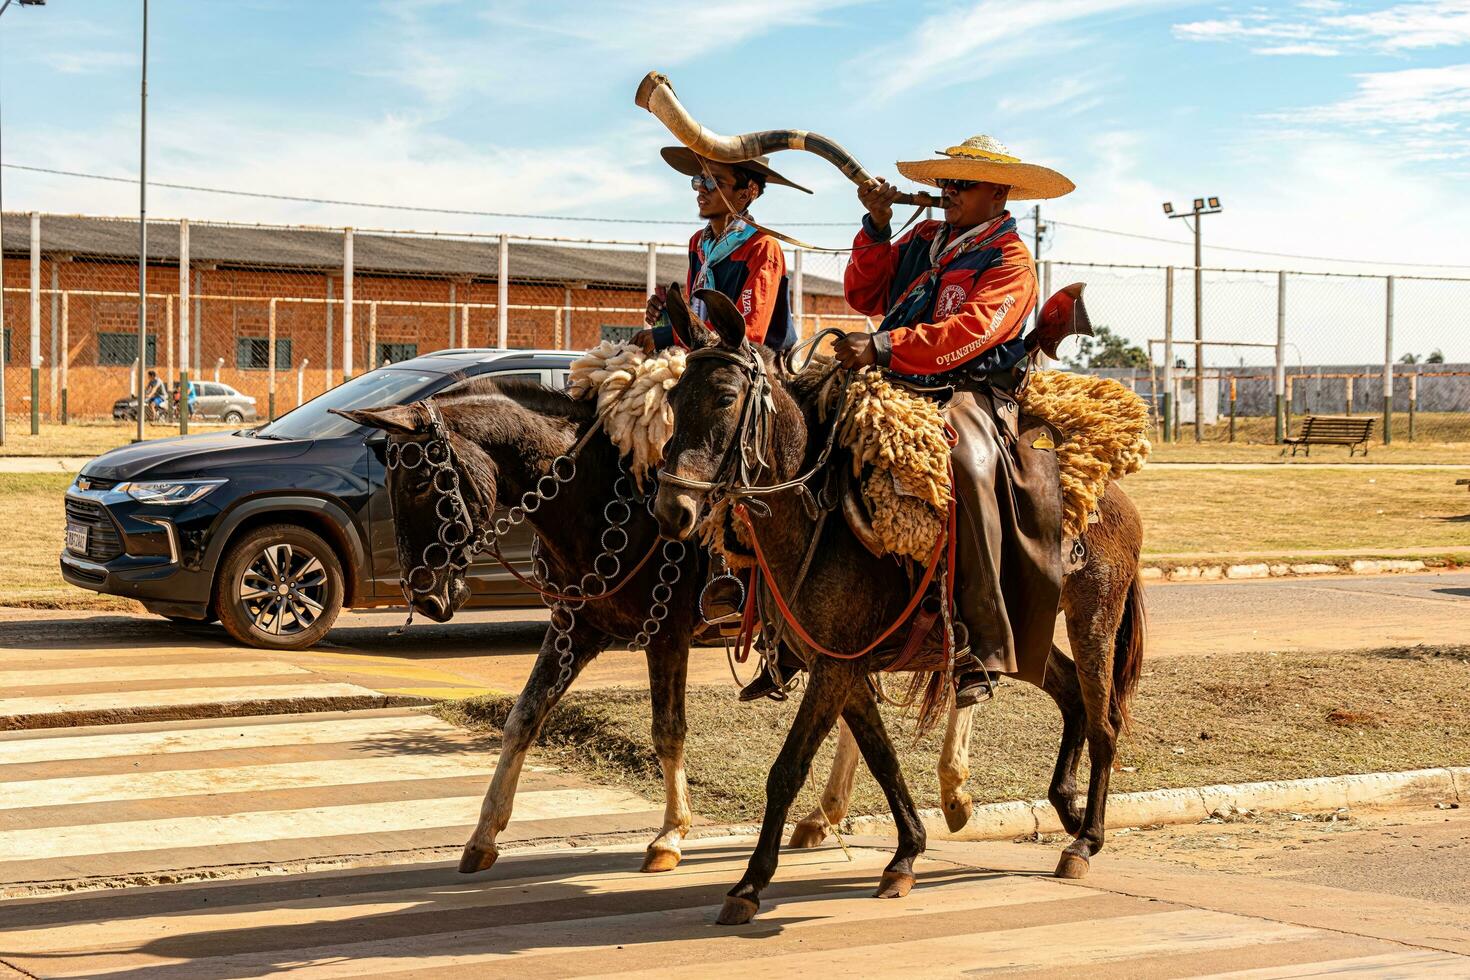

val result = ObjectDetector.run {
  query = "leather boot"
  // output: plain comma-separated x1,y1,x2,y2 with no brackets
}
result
738,661,799,702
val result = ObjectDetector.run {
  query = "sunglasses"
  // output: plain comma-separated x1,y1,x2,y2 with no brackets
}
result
936,178,981,192
691,174,729,192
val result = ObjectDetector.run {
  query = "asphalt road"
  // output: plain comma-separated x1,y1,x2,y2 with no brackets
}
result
1,570,1466,695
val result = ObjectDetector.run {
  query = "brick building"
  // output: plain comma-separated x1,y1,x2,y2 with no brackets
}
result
1,213,861,420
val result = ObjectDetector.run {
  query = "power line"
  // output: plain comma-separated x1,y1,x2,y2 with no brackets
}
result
8,160,1470,269
0,162,853,227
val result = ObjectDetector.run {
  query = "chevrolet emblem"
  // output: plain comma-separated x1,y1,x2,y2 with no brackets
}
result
77,478,91,491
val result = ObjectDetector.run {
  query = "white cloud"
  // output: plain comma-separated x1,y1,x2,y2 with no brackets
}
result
1291,63,1470,126
860,0,1165,101
996,75,1105,115
39,50,139,75
1256,42,1340,55
1174,0,1470,54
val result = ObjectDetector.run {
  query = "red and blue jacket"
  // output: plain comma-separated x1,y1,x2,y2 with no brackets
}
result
651,227,794,351
844,212,1036,380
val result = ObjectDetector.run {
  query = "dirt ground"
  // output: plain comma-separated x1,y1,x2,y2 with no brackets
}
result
437,644,1470,824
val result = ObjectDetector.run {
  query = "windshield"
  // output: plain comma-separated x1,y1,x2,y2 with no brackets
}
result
255,368,443,440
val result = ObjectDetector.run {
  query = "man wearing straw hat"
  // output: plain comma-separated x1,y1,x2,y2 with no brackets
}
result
632,148,810,354
833,135,1075,706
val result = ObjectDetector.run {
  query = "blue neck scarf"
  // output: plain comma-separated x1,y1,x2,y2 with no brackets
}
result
691,215,759,320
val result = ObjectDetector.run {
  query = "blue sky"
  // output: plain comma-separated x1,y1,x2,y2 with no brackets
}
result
3,0,1469,280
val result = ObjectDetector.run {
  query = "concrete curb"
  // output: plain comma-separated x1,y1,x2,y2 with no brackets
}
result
1139,558,1450,582
0,693,434,732
837,765,1468,843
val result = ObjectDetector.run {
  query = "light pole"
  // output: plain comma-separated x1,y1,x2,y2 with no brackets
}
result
135,0,148,443
1162,196,1222,442
0,0,46,446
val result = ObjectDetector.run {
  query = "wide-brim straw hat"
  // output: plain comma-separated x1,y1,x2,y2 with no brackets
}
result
896,135,1074,201
661,146,812,194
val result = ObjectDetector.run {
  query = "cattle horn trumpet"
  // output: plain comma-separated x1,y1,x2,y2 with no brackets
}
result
635,71,943,210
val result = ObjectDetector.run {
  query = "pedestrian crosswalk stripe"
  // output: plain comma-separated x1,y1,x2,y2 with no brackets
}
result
0,660,309,688
0,752,514,811
0,789,654,862
0,682,386,719
0,710,448,766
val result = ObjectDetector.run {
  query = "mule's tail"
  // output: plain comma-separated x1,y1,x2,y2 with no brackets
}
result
1112,572,1146,733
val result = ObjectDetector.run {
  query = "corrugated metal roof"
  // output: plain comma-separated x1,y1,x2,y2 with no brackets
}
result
0,212,845,296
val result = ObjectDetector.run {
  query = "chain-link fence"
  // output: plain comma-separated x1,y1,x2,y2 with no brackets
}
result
2,211,1466,449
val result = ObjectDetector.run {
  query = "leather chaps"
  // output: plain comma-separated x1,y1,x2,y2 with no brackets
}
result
945,387,1064,686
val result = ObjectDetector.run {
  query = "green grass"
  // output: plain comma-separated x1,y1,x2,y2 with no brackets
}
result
435,646,1470,824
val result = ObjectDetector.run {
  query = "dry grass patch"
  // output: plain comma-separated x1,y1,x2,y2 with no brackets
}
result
436,645,1470,825
0,421,237,458
1128,465,1470,557
0,473,135,610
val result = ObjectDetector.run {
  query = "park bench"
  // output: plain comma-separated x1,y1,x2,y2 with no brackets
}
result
1458,478,1469,493
1282,415,1375,457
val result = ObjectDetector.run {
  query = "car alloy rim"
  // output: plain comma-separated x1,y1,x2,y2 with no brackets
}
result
239,543,328,636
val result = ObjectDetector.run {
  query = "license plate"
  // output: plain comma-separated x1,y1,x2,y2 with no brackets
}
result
65,523,89,554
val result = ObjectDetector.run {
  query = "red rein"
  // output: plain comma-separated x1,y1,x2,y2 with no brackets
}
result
733,450,959,664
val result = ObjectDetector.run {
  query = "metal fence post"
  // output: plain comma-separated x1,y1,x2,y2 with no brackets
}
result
368,301,377,369
324,277,334,389
1162,266,1174,442
60,293,69,425
1275,270,1286,443
49,263,58,420
646,242,658,298
793,248,805,340
1344,375,1353,415
460,303,470,348
1408,371,1418,441
193,269,202,379
1383,275,1393,445
497,234,509,348
1,213,6,445
178,218,189,435
447,281,457,347
268,297,277,420
297,358,309,407
29,211,40,435
165,295,174,404
343,227,354,381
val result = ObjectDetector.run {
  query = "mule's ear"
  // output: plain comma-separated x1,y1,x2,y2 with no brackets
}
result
331,404,423,434
695,289,746,349
665,282,715,349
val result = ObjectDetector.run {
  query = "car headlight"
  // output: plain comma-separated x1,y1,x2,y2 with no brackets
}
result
123,478,227,505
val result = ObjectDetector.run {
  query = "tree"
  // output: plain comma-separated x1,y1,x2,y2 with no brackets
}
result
1066,324,1149,370
1427,349,1445,364
1399,352,1420,364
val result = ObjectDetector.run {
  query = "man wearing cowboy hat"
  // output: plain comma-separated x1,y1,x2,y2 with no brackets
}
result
833,135,1074,706
632,148,810,355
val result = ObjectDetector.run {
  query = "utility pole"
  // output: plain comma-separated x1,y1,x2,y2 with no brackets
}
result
135,0,148,444
1031,204,1047,330
1162,196,1222,442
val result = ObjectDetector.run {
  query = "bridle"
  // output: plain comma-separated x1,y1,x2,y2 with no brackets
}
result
657,331,851,514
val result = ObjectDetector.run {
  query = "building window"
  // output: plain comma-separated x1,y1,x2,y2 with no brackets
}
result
236,337,292,370
375,342,417,366
600,324,640,344
98,332,157,367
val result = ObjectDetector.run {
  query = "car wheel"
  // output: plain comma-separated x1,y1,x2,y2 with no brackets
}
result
223,410,244,424
215,524,343,650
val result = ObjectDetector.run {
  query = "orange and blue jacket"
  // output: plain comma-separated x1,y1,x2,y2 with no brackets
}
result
650,228,794,351
844,212,1036,380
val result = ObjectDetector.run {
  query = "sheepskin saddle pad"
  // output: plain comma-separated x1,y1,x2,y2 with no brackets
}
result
568,342,1150,561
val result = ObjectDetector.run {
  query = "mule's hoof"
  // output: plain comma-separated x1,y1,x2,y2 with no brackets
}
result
640,846,681,873
943,795,973,833
716,895,760,925
458,844,498,875
874,871,915,899
787,820,829,849
1054,852,1090,880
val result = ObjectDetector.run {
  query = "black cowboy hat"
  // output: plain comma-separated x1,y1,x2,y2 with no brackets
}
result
660,146,813,194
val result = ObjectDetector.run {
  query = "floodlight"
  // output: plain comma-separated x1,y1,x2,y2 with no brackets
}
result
1162,202,1174,215
1207,196,1220,209
1192,198,1205,211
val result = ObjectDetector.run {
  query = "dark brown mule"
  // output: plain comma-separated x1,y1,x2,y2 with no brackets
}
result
654,291,1145,924
339,379,708,875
